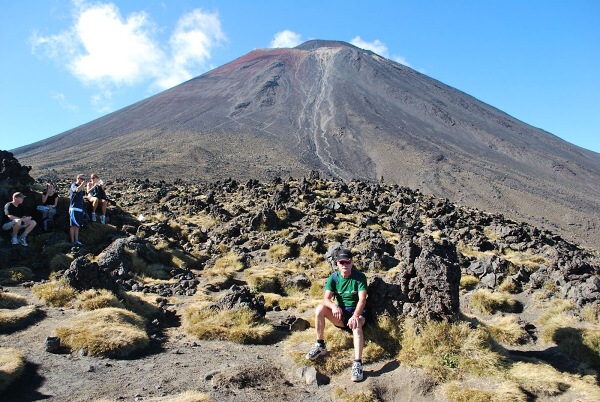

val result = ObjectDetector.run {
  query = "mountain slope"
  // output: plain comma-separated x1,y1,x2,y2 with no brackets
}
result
13,40,600,248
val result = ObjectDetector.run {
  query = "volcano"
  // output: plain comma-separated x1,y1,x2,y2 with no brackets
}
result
13,40,600,248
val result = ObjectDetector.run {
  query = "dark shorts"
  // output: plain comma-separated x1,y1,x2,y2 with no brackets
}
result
70,209,83,227
336,306,366,330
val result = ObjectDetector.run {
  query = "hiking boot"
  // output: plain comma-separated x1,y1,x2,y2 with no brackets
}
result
19,236,28,247
100,215,106,224
306,342,327,360
92,212,97,222
11,236,18,245
351,361,363,382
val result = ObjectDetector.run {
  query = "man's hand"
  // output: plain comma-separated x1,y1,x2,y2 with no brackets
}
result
347,315,361,330
332,306,343,321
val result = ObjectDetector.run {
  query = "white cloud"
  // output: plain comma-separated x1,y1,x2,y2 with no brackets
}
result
156,9,226,89
270,30,303,48
350,36,412,68
30,1,226,111
52,93,78,111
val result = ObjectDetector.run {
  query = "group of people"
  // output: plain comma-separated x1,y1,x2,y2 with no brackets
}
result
2,173,108,246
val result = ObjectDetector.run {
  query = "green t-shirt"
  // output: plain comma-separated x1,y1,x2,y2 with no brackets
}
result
325,269,367,308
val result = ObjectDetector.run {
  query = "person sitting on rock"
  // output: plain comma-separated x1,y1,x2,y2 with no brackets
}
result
2,192,37,246
306,248,368,382
86,173,107,224
38,182,58,231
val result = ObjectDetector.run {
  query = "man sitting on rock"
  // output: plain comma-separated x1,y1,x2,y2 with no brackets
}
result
2,192,37,246
306,248,368,382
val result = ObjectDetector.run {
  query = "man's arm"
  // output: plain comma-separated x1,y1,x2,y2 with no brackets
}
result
322,290,343,321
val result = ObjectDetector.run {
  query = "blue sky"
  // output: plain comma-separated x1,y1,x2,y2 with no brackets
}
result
1,0,598,154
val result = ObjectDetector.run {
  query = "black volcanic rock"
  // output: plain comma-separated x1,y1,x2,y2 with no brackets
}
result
12,40,600,249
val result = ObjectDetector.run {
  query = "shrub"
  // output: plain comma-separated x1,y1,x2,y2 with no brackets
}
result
443,381,526,402
485,316,529,345
118,291,160,319
55,308,148,358
32,279,77,307
0,292,28,309
470,289,519,314
0,305,39,332
75,289,122,311
398,319,504,382
459,275,479,291
0,267,33,285
267,244,290,262
184,305,274,344
0,348,25,392
332,386,378,402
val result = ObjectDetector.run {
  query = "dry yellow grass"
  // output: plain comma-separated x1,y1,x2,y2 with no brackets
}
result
443,380,526,402
509,361,600,401
95,390,209,402
0,267,33,285
267,243,291,262
582,304,600,323
245,266,282,293
459,275,479,291
184,305,274,344
398,319,504,382
0,305,39,332
55,307,148,358
332,386,378,402
204,252,244,277
501,249,549,270
0,347,25,392
31,278,77,307
0,292,28,309
75,289,122,311
469,289,519,314
118,291,161,319
498,279,518,294
485,316,529,345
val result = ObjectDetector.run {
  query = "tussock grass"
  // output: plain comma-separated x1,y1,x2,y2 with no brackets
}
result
267,243,291,262
332,386,378,402
485,316,529,345
205,252,244,277
459,275,479,291
581,304,600,323
184,305,274,344
95,390,210,402
498,279,518,294
118,291,160,319
501,249,549,270
362,315,403,362
469,289,519,314
75,289,122,311
457,245,496,260
538,299,577,342
398,319,504,382
0,292,28,309
261,292,305,311
55,308,148,358
508,361,569,397
49,254,73,272
32,278,77,307
0,267,33,285
443,381,526,402
0,305,39,332
245,266,282,293
0,347,25,392
553,328,600,368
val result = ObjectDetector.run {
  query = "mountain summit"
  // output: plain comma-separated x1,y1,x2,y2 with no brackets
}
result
13,40,600,248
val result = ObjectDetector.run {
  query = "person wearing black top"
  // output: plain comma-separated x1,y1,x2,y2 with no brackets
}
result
38,182,58,230
86,173,108,224
2,192,37,246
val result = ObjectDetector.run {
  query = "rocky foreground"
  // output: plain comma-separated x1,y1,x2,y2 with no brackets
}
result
1,151,600,401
